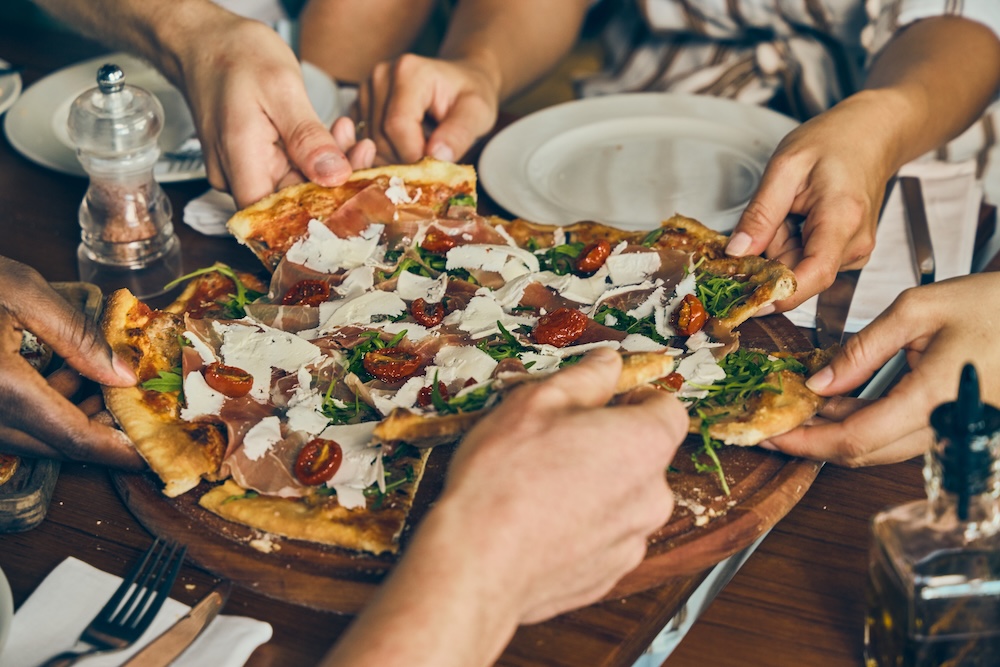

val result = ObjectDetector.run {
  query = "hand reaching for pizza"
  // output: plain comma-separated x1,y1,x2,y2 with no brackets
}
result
725,93,893,312
0,257,143,469
354,53,500,165
171,11,377,207
762,274,1000,466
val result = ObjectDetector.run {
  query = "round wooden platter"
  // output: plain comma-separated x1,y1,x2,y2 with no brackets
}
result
112,314,822,615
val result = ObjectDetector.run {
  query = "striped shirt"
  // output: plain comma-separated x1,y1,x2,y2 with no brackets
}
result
577,0,1000,175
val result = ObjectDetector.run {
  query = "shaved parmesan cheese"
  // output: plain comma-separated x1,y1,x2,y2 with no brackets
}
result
385,176,420,205
620,334,667,352
215,321,323,401
179,371,226,421
605,251,661,286
434,345,498,383
316,290,407,332
442,295,536,339
335,266,375,300
395,271,448,303
182,331,217,364
675,348,726,399
446,244,540,275
531,339,620,359
286,367,330,436
322,422,381,509
285,220,385,273
243,416,282,461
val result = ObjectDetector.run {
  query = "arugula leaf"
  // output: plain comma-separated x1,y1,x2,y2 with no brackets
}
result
222,490,260,505
448,193,476,207
321,383,378,425
693,410,731,496
535,242,585,275
476,320,528,362
695,272,749,319
163,264,263,318
364,464,416,508
692,349,807,409
641,228,666,247
593,305,668,344
141,368,183,393
433,383,495,415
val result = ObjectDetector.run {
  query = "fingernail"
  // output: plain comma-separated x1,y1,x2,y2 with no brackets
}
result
725,231,752,256
315,152,349,180
758,440,777,451
806,366,833,392
429,144,454,162
753,303,775,317
112,353,137,384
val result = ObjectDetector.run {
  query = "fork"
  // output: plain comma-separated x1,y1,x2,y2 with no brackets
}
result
38,539,187,667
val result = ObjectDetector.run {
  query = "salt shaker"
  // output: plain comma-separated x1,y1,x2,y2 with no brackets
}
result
67,63,181,298
864,364,1000,666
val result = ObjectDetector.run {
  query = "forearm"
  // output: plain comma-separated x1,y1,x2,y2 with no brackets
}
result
437,0,592,101
31,0,238,86
319,497,521,667
862,15,1000,169
299,0,437,84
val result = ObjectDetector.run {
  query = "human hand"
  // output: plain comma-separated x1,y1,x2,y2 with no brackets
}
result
175,14,376,207
0,257,142,468
726,93,898,311
441,348,688,623
764,275,1000,466
354,53,500,164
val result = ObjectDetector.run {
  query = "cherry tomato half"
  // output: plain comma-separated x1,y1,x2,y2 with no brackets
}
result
282,280,331,307
575,239,612,275
294,438,343,486
411,298,445,327
417,381,450,408
671,294,709,336
420,229,457,254
532,307,589,348
363,348,423,382
203,362,253,398
659,372,685,392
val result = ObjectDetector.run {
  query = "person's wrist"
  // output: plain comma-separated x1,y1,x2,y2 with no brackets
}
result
846,87,928,172
151,0,246,87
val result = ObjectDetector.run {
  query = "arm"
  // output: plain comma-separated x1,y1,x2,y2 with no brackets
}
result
355,0,592,163
32,0,374,207
728,16,1000,311
298,0,437,84
0,257,142,468
320,349,688,666
764,273,1000,466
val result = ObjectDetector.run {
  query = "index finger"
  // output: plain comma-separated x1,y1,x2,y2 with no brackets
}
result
728,157,799,258
381,74,436,163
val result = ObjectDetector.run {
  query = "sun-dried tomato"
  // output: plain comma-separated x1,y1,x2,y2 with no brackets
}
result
203,362,253,398
416,381,450,408
363,348,423,382
659,372,685,392
294,438,343,486
282,279,330,307
420,229,457,254
575,239,612,275
671,294,708,336
410,298,445,327
532,307,589,348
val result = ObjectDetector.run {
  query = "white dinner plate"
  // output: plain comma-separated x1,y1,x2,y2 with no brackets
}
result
3,52,342,183
479,93,799,232
0,563,12,656
0,58,22,117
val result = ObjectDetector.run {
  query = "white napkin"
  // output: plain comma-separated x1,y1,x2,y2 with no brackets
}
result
785,159,983,332
183,189,238,237
0,557,272,667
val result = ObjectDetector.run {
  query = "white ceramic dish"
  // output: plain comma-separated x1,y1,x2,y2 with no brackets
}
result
3,52,341,182
0,563,12,657
0,58,22,117
479,93,799,232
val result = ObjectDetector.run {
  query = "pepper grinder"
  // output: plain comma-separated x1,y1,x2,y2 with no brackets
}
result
864,363,1000,666
68,63,181,298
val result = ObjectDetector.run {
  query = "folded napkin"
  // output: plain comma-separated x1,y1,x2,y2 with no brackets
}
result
0,557,272,667
184,189,239,237
785,159,983,332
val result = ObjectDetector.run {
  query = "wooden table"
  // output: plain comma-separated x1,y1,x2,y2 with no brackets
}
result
0,21,991,667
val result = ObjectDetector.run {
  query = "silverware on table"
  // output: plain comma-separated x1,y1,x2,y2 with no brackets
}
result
899,176,936,285
814,176,898,347
38,539,186,667
122,581,231,667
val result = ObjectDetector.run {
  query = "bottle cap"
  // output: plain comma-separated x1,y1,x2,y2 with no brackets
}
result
930,364,1000,520
67,63,164,158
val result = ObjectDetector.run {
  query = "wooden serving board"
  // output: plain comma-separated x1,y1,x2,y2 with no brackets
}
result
112,314,821,614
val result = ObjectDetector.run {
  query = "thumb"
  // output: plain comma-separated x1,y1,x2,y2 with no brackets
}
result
5,263,135,387
727,159,799,257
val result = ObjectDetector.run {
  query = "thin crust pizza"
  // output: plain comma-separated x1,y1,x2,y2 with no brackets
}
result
101,157,826,555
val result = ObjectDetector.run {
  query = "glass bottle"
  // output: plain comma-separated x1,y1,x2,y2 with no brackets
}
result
864,363,1000,666
67,63,181,298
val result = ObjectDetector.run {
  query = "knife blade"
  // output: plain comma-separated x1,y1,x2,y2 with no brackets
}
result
123,581,231,667
814,176,898,348
899,176,936,285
